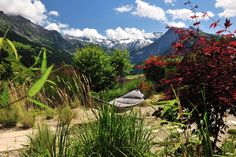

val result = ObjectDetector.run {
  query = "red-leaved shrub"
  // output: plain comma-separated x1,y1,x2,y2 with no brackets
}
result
165,26,236,147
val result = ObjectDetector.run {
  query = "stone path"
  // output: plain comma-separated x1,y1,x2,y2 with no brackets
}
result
0,107,97,154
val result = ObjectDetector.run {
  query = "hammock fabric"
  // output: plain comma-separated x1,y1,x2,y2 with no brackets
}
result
109,89,145,109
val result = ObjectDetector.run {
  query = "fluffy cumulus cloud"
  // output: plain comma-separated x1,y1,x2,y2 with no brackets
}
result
167,21,186,28
48,11,59,17
45,21,106,41
63,28,106,40
106,27,155,40
164,0,175,5
45,22,68,32
114,5,133,13
132,0,166,21
166,9,192,20
215,0,236,17
166,9,214,21
0,0,47,24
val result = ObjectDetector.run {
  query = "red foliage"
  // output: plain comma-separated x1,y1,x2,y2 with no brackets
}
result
166,0,236,149
139,56,167,83
193,22,201,26
210,20,220,28
224,18,232,29
163,27,236,146
216,30,225,34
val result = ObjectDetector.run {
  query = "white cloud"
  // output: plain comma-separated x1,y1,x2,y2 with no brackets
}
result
45,21,106,41
48,11,59,17
166,21,186,28
164,0,175,5
132,0,166,21
63,28,106,41
106,27,155,40
0,0,47,24
215,0,236,17
45,22,68,32
114,5,132,13
166,9,192,20
166,9,214,21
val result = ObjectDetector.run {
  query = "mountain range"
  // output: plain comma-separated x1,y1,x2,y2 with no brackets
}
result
0,11,182,65
64,31,163,52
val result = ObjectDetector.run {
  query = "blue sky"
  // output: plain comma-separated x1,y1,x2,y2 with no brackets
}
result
43,0,217,32
0,0,235,40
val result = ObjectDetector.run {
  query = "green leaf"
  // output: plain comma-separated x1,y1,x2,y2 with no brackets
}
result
28,65,54,97
27,97,51,110
1,83,9,107
0,38,3,48
6,39,19,61
41,48,47,73
46,80,57,86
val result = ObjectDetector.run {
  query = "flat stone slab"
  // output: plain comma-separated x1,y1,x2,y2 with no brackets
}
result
0,129,32,152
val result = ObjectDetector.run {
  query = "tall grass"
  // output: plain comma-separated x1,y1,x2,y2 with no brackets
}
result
22,105,153,157
71,105,153,157
22,123,72,157
38,69,91,108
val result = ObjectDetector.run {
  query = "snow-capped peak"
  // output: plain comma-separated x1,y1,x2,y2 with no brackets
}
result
64,32,163,51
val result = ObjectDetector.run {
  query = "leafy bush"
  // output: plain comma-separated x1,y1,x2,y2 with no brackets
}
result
0,59,13,80
139,55,179,86
142,56,166,83
138,81,156,97
45,109,56,120
165,28,236,149
93,79,141,101
58,105,75,125
20,111,35,129
73,45,116,92
71,105,153,157
0,107,18,128
14,104,35,129
111,49,132,79
221,130,236,156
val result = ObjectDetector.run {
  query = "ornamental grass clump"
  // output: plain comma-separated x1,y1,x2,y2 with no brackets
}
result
71,105,153,157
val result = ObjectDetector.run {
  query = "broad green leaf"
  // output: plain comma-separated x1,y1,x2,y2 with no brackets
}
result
28,65,54,97
6,39,19,61
41,48,47,73
0,38,3,48
28,97,51,110
1,83,9,107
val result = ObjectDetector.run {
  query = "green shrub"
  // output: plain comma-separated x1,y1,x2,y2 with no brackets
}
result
93,79,141,101
20,110,35,129
221,132,236,156
58,105,75,125
15,105,35,129
73,45,116,92
71,105,153,157
45,109,55,120
0,59,13,81
0,107,18,128
110,49,133,79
